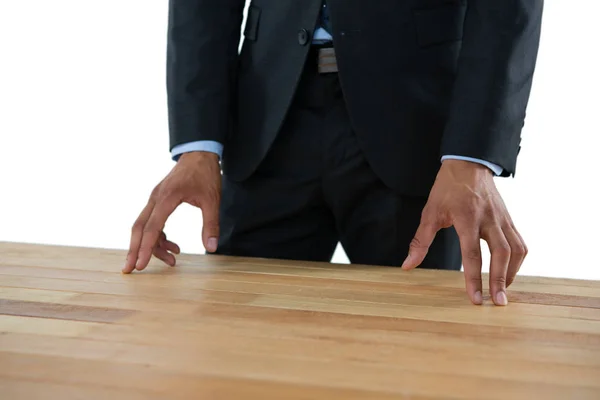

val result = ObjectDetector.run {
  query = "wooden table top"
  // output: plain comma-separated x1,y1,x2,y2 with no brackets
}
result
1,242,600,399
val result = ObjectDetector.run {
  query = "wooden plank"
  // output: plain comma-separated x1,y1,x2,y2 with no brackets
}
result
197,301,600,347
2,241,599,290
2,280,598,330
2,274,600,337
3,265,600,311
0,299,136,323
2,274,600,336
0,287,77,303
2,242,600,399
0,352,421,400
4,288,599,357
0,287,200,315
1,335,600,399
0,377,168,400
242,293,600,334
82,312,600,367
0,315,104,337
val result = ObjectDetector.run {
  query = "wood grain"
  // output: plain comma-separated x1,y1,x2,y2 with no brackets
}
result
0,299,136,322
1,241,599,399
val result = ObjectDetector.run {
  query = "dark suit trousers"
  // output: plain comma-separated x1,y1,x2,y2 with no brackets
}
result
216,48,462,270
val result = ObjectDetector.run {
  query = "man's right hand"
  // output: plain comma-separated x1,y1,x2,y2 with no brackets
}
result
123,151,221,274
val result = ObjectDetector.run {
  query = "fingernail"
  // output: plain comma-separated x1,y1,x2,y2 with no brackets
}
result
495,291,508,306
473,291,483,305
207,237,218,253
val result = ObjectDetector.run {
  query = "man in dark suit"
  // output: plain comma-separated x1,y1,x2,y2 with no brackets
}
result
124,0,544,307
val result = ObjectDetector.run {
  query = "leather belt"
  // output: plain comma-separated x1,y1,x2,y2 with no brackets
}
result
317,47,338,74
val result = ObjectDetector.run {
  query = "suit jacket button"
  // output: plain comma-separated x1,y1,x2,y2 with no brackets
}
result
297,28,309,46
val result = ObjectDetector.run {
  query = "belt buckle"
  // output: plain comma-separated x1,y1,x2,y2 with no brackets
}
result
317,47,338,74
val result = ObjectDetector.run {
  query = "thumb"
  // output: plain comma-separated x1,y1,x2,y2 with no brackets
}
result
402,218,439,270
201,200,220,253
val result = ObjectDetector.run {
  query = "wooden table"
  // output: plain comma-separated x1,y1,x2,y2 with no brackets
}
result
1,242,600,399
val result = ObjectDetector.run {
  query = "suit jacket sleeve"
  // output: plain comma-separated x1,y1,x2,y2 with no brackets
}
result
166,0,245,151
440,0,544,176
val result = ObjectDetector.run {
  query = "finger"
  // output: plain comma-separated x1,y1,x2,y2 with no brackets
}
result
484,226,511,306
136,197,180,271
401,211,439,270
456,226,483,305
153,246,176,267
162,240,181,255
123,201,155,274
504,224,527,288
201,196,220,253
158,232,180,255
158,231,167,245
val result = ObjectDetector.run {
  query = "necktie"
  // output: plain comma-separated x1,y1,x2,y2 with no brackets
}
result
320,1,332,34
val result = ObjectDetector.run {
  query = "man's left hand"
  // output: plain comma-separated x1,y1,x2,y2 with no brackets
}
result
401,159,528,306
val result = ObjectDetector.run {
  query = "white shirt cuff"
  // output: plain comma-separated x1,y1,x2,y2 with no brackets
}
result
171,141,223,161
441,155,503,176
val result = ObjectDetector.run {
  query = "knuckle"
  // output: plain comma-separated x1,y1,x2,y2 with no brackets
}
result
150,185,162,200
492,275,507,284
204,223,220,233
420,206,432,218
467,274,483,285
131,220,144,233
421,219,441,235
422,219,437,230
470,278,483,288
420,206,437,222
512,244,527,258
483,207,502,223
153,183,180,204
464,248,481,261
461,200,479,217
156,189,173,203
455,206,480,224
482,204,494,219
504,219,516,229
454,223,476,240
409,236,427,250
494,243,511,257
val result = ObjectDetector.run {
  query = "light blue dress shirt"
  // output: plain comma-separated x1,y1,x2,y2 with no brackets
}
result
171,7,503,176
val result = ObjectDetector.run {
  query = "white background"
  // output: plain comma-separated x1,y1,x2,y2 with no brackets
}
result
1,1,598,280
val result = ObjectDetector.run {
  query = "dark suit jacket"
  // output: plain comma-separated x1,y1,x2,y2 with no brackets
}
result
166,0,543,196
